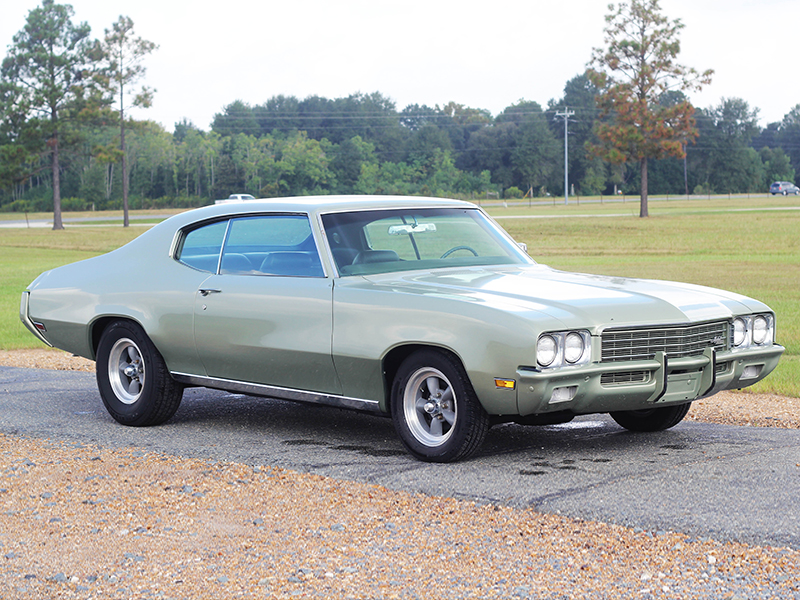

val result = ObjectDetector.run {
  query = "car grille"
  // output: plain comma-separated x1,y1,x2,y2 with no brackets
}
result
601,371,650,386
601,321,729,362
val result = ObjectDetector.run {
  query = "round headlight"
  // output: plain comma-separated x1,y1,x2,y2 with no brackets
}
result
733,318,747,347
564,332,585,364
537,335,558,367
752,316,769,345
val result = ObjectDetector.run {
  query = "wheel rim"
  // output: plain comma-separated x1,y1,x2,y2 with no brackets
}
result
403,367,457,447
108,337,145,405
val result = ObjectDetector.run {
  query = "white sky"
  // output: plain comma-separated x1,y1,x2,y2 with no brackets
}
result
2,0,797,132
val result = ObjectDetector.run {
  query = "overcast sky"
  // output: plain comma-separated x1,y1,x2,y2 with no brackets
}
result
2,0,797,132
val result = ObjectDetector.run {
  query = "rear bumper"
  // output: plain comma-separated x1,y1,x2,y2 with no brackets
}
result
19,291,53,347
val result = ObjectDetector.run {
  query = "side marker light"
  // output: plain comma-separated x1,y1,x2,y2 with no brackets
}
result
494,378,516,390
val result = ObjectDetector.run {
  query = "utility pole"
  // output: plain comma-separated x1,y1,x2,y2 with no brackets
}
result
555,108,574,205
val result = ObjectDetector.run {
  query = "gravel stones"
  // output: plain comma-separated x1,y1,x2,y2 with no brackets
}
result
1,434,798,599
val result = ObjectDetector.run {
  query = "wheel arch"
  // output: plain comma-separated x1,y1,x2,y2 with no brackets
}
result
90,315,146,360
381,343,468,412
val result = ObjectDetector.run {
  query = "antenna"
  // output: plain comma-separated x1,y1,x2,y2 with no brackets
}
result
554,108,574,205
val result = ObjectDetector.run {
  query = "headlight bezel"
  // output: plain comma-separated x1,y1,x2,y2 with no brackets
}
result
536,330,592,369
732,314,775,350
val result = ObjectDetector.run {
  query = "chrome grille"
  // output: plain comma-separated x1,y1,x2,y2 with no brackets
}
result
601,371,649,386
602,321,729,362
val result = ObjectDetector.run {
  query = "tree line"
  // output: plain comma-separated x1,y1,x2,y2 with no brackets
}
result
1,1,798,226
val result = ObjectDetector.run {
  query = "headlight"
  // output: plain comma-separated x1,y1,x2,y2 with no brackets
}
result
564,332,585,364
732,314,774,350
752,315,769,345
537,335,558,367
537,330,591,369
733,318,747,347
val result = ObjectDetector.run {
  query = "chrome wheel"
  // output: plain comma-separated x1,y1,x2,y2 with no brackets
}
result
391,349,489,462
108,337,145,405
403,367,457,448
97,320,183,426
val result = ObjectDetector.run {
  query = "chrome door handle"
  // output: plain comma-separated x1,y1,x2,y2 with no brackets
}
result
199,288,222,297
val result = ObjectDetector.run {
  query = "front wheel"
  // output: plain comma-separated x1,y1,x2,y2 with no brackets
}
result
96,320,183,426
391,349,489,462
609,402,691,432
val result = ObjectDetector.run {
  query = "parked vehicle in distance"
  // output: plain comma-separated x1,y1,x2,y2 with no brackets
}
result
769,181,800,195
214,193,256,204
20,196,784,462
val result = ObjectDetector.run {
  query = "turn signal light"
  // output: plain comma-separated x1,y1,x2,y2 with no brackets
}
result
494,378,516,390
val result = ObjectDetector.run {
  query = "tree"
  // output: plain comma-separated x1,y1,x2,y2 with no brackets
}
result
1,0,101,229
329,135,376,194
508,105,560,195
776,104,800,178
0,81,42,199
586,0,712,216
462,101,560,194
548,74,603,195
760,147,794,188
212,100,259,138
101,15,157,226
693,98,764,193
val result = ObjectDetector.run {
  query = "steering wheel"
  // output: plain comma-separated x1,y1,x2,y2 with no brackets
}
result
440,245,479,259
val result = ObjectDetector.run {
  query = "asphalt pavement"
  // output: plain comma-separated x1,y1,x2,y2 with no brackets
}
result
1,365,798,550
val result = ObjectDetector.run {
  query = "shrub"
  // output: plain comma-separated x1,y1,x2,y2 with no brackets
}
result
693,183,715,196
0,200,32,213
61,197,88,211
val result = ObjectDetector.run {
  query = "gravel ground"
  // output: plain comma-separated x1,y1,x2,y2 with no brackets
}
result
1,349,798,599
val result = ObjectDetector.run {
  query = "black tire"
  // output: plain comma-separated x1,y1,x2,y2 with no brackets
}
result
610,402,691,432
96,320,183,426
391,349,489,462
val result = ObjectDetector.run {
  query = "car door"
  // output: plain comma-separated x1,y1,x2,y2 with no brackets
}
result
192,214,342,395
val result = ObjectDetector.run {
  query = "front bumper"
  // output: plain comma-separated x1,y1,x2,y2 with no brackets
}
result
516,344,785,416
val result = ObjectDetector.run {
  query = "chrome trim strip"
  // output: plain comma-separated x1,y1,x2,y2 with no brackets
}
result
171,372,383,413
19,291,53,347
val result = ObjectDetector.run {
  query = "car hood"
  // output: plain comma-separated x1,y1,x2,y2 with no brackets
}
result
362,264,767,331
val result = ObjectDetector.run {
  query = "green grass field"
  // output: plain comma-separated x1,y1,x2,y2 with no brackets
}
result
2,196,798,396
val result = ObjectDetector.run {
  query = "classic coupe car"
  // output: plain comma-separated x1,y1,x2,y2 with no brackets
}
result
20,196,784,462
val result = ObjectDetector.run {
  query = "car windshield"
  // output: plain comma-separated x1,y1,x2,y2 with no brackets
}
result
321,207,532,276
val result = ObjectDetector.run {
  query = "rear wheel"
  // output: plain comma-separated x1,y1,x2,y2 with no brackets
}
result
96,320,183,426
610,402,691,432
391,349,489,462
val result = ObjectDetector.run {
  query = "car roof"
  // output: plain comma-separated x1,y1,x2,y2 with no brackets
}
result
163,195,477,229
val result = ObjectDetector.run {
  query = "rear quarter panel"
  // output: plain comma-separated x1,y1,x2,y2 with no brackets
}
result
24,221,211,376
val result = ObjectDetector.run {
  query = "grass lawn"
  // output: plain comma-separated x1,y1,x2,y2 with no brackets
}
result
2,199,798,396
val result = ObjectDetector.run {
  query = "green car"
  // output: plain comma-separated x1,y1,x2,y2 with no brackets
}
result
20,196,784,462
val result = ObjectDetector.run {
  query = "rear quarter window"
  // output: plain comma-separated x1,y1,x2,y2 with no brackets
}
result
176,220,228,272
